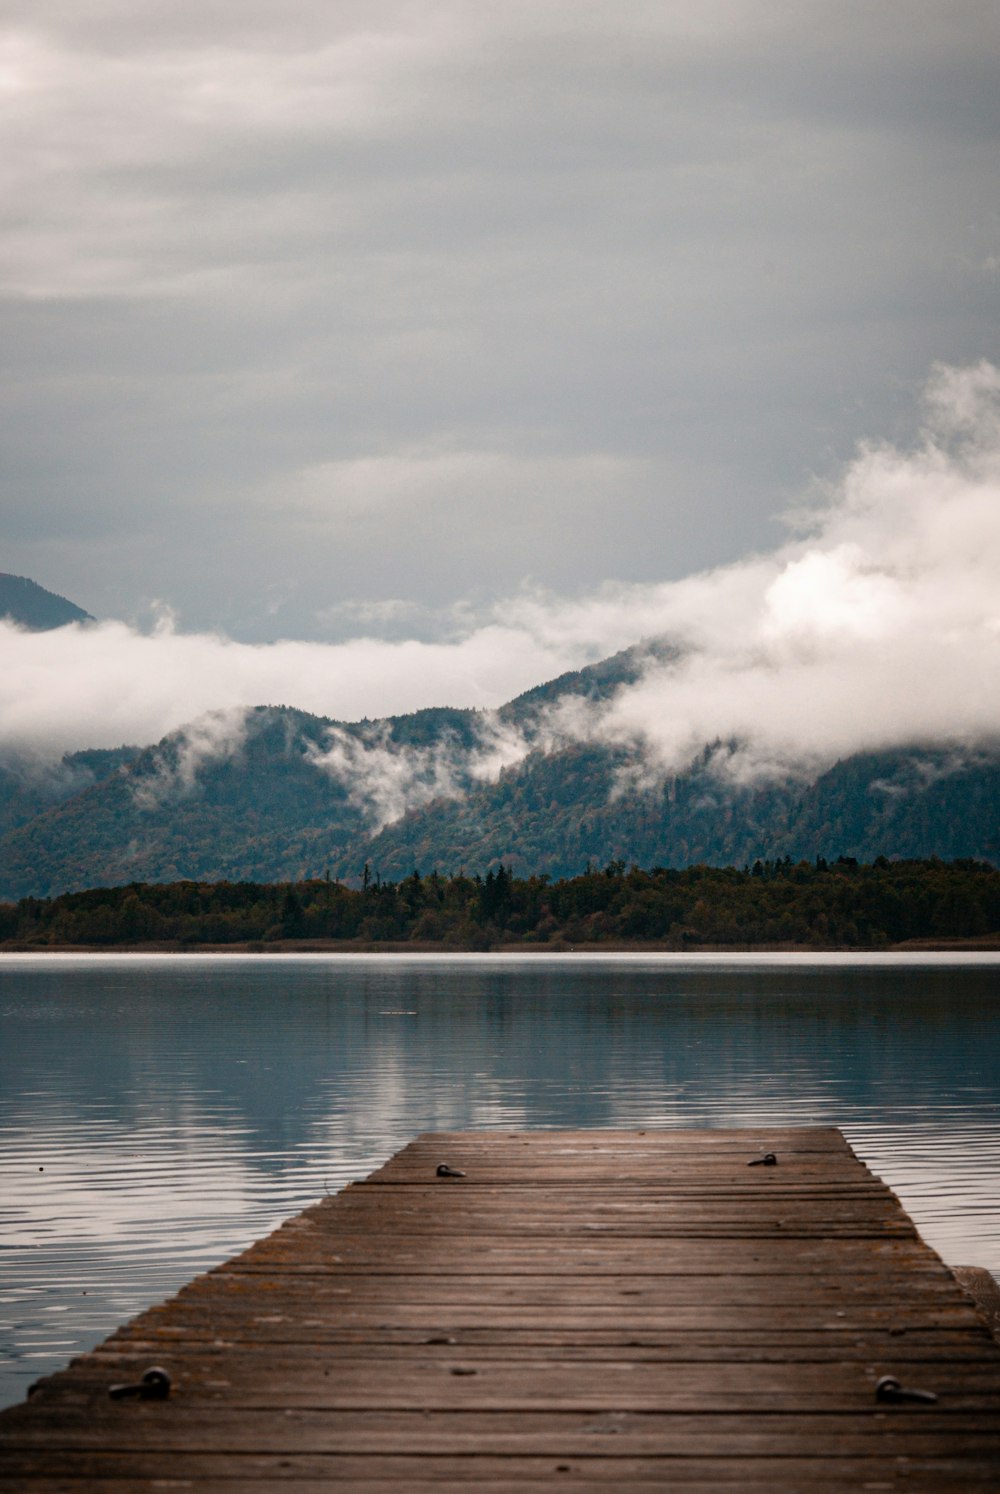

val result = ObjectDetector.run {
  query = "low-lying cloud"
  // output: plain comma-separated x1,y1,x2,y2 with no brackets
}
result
590,359,1000,785
130,707,251,811
2,362,999,825
306,717,533,830
0,611,594,759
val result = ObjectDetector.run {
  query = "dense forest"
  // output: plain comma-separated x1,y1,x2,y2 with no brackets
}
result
2,857,998,951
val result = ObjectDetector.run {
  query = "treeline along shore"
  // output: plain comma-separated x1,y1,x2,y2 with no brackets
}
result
2,857,999,952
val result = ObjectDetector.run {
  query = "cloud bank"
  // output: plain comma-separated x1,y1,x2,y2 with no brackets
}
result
1,363,999,824
591,360,1000,784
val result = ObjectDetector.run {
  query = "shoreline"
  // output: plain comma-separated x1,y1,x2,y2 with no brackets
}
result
2,935,1000,955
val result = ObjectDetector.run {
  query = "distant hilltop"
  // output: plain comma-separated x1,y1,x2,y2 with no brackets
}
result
0,573,93,631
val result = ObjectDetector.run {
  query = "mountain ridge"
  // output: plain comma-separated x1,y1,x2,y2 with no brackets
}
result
0,594,997,898
0,573,93,631
1,707,998,899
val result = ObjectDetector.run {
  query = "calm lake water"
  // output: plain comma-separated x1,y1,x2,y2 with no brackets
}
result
1,951,999,1409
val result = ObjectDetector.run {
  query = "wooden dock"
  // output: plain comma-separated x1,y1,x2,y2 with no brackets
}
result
2,1127,999,1490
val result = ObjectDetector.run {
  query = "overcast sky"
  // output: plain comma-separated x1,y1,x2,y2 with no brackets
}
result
1,0,998,647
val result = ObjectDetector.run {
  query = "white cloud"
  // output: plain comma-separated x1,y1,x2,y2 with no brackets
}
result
0,616,584,757
305,712,530,830
585,360,1000,780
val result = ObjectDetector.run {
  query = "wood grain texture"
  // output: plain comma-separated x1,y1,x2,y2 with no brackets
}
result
2,1127,999,1490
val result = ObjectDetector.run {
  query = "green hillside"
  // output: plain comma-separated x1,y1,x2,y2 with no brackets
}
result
331,743,1000,882
0,639,998,899
0,748,138,839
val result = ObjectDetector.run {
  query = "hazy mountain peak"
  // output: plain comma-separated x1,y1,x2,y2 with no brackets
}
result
502,638,679,720
0,575,94,631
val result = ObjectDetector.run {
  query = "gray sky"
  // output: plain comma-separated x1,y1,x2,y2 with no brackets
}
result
1,0,998,644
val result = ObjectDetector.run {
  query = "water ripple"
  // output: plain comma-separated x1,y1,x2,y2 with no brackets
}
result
2,952,999,1408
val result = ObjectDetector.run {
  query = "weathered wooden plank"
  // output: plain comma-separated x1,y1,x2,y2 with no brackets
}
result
2,1127,999,1491
408,1127,855,1148
22,1359,1000,1414
2,1474,1000,1494
6,1404,1000,1456
116,1298,967,1338
114,1300,987,1336
159,1275,964,1309
99,1331,1000,1363
99,1334,987,1373
3,1472,1000,1493
341,1165,891,1182
219,1238,937,1273
4,1450,1000,1484
316,1193,916,1226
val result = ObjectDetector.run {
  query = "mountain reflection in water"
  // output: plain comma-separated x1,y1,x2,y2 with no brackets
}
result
1,951,999,1408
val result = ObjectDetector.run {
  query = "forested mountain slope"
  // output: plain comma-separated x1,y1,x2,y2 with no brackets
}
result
0,639,997,898
0,748,139,840
0,573,93,630
333,744,1000,883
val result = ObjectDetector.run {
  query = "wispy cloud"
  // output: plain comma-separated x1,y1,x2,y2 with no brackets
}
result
129,706,250,810
304,713,530,830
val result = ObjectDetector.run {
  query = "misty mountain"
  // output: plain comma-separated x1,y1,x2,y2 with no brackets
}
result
0,747,139,841
0,573,94,630
0,708,363,898
499,637,678,716
345,743,1000,883
0,641,668,897
0,633,997,900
